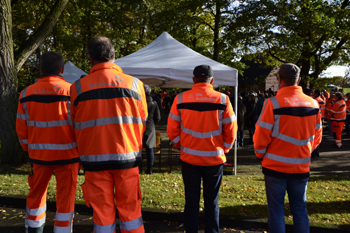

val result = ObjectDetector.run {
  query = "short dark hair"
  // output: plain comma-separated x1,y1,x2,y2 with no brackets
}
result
87,36,115,63
40,51,64,75
335,92,343,100
314,90,320,97
278,63,300,86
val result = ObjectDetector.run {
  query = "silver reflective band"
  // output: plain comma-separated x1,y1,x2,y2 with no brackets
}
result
132,77,139,92
19,138,28,145
316,123,322,129
55,211,74,221
25,216,46,228
119,216,143,231
172,135,180,144
54,225,72,233
67,101,73,127
26,205,46,216
274,133,314,146
255,147,267,154
257,120,273,130
221,93,226,105
181,126,221,139
17,112,26,120
265,152,311,164
224,142,234,148
269,97,280,109
28,142,77,150
181,146,224,157
178,92,183,104
79,150,142,162
75,79,83,95
222,115,236,124
74,116,144,129
94,222,116,233
27,120,71,127
169,112,181,121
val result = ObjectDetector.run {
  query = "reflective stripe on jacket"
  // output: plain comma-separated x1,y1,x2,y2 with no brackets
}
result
253,86,322,176
167,83,237,166
328,100,346,122
16,76,79,165
70,63,147,171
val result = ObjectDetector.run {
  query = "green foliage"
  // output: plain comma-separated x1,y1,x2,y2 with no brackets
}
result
227,0,350,86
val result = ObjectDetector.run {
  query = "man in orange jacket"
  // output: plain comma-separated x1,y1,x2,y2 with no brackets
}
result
253,63,322,233
345,93,350,136
167,65,237,233
70,37,147,233
16,51,80,233
327,92,346,148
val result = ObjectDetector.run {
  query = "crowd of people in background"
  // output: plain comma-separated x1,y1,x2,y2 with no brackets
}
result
151,86,350,152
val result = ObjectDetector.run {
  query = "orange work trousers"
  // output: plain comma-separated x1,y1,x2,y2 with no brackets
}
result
332,121,345,147
25,163,79,233
82,167,144,233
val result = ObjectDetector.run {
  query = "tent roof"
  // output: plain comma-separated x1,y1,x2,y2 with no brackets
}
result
62,61,88,84
114,32,238,88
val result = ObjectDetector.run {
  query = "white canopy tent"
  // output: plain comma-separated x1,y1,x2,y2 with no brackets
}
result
114,32,238,88
62,61,88,84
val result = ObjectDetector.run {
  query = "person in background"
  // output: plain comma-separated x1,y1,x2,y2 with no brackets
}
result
167,65,237,233
246,92,259,144
256,93,266,117
16,51,80,233
311,90,325,158
325,92,336,139
140,85,161,174
345,93,350,137
254,63,322,233
327,92,346,148
237,96,247,147
70,36,147,233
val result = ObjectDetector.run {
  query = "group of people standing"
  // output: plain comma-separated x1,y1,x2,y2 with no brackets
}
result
15,33,340,233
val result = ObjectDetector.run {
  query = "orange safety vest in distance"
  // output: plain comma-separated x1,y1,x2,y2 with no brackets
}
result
346,99,350,116
324,96,335,120
253,86,322,178
70,63,147,171
167,83,237,166
314,96,325,118
328,100,346,122
16,76,79,164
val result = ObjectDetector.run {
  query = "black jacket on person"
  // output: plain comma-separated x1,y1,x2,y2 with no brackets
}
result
143,96,161,149
237,100,246,132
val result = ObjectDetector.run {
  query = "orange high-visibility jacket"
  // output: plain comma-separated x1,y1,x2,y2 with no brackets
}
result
328,99,346,122
16,76,79,164
324,96,335,119
253,86,322,177
314,96,325,118
70,63,147,171
167,83,237,166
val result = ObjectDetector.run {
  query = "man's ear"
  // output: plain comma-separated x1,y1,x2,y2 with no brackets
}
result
193,77,196,84
210,77,214,84
59,66,65,75
88,53,94,65
297,76,301,85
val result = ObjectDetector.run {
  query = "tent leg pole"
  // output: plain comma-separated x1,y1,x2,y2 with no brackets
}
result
234,85,238,175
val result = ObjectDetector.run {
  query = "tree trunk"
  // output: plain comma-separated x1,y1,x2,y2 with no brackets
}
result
0,0,69,165
0,0,27,164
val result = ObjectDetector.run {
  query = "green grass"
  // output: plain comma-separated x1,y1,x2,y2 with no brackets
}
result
0,164,349,229
343,87,350,95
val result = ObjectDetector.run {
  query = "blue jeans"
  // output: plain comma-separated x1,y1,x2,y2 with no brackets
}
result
181,161,223,233
265,175,309,233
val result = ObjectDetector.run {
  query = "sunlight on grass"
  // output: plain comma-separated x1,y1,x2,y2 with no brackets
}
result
1,165,349,229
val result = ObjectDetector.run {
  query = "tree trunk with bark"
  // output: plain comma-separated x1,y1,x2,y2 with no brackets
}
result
0,0,69,165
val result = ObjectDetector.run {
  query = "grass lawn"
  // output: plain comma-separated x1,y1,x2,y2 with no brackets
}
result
0,164,349,230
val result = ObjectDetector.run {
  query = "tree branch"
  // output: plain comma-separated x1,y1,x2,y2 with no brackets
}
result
14,0,69,72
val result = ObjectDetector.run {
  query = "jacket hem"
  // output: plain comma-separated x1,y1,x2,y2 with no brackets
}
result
262,167,310,179
29,157,80,165
82,158,141,171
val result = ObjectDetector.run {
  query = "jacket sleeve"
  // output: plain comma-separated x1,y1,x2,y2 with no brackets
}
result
253,99,274,160
313,103,323,150
222,95,237,153
138,81,148,134
167,95,181,148
70,83,77,124
16,91,28,152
